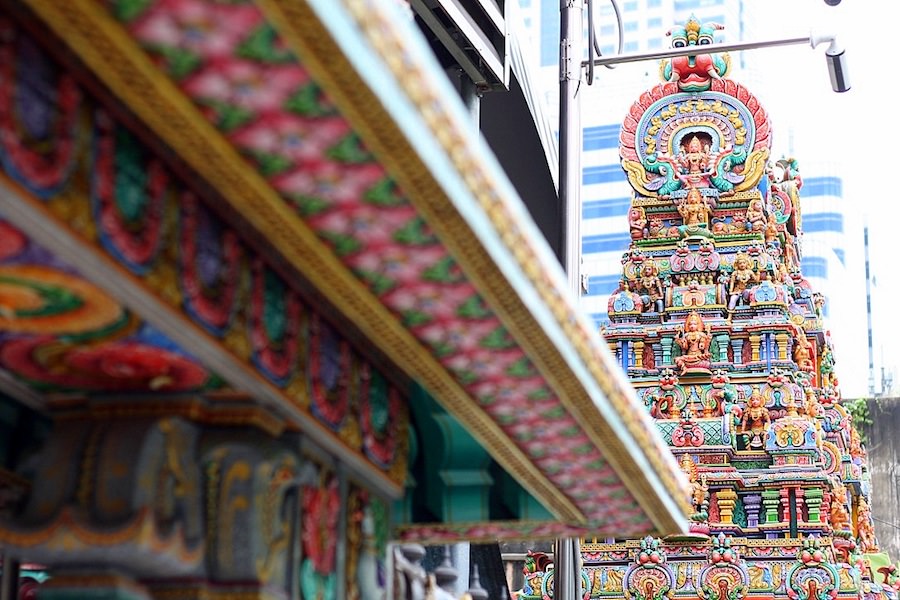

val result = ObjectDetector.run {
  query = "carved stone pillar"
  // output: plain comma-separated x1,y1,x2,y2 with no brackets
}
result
762,489,780,524
730,339,744,366
716,488,738,524
775,332,789,361
661,337,674,366
750,335,761,362
744,494,762,528
806,488,823,523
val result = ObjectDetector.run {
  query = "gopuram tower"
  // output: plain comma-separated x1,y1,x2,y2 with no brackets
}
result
518,16,898,600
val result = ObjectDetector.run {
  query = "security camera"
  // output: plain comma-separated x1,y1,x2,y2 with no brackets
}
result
811,34,850,93
823,0,840,5
825,45,850,93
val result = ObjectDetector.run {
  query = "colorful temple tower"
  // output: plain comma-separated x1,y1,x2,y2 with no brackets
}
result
519,16,896,600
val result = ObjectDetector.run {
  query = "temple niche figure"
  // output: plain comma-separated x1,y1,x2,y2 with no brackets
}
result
674,311,712,374
745,196,766,232
633,259,665,313
676,134,713,187
857,497,879,553
793,326,815,372
727,253,758,312
739,386,770,449
677,186,712,229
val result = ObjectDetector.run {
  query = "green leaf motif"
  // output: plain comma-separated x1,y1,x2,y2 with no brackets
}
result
573,443,595,455
479,326,515,350
327,133,373,164
284,84,336,117
243,149,293,177
352,268,396,297
529,387,552,400
456,295,491,319
112,0,152,21
317,230,361,257
201,100,255,133
428,340,455,359
540,406,565,419
262,269,287,343
364,178,404,207
288,194,331,217
154,45,202,80
113,126,148,222
422,256,463,284
237,24,294,64
401,309,432,328
506,357,535,378
393,217,437,246
452,369,478,386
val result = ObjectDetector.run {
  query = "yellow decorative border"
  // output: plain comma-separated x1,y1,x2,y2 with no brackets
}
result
19,0,583,523
259,0,691,532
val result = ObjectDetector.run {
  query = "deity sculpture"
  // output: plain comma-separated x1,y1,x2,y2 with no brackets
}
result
793,327,815,372
629,206,648,239
739,386,770,450
727,253,758,312
829,478,852,533
633,259,665,313
678,186,711,228
745,197,766,232
676,135,712,187
764,212,779,245
674,311,712,374
856,497,879,553
680,453,709,523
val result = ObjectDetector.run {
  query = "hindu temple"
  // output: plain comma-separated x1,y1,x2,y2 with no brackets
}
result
518,15,900,600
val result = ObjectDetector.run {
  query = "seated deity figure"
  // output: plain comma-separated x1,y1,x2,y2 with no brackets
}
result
678,186,711,228
745,196,766,232
676,135,712,187
830,478,852,533
674,311,712,374
633,259,665,313
740,386,770,449
727,253,759,311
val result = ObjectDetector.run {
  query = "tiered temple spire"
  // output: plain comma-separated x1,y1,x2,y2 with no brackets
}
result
519,15,894,600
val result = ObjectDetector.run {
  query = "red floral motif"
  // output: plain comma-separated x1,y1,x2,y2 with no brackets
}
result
230,113,348,164
302,475,340,575
130,0,263,61
0,221,27,261
313,204,421,253
273,160,384,206
1,337,208,392
382,283,478,321
185,60,306,114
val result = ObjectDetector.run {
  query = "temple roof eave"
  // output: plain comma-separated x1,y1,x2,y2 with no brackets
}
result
5,0,691,536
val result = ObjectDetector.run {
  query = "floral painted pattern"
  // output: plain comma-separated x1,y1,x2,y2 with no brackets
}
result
103,0,656,531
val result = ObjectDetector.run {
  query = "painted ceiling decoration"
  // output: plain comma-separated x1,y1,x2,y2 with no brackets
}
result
0,0,692,538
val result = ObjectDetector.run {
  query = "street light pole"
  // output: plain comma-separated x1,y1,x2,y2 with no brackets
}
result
559,0,584,299
556,4,585,596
